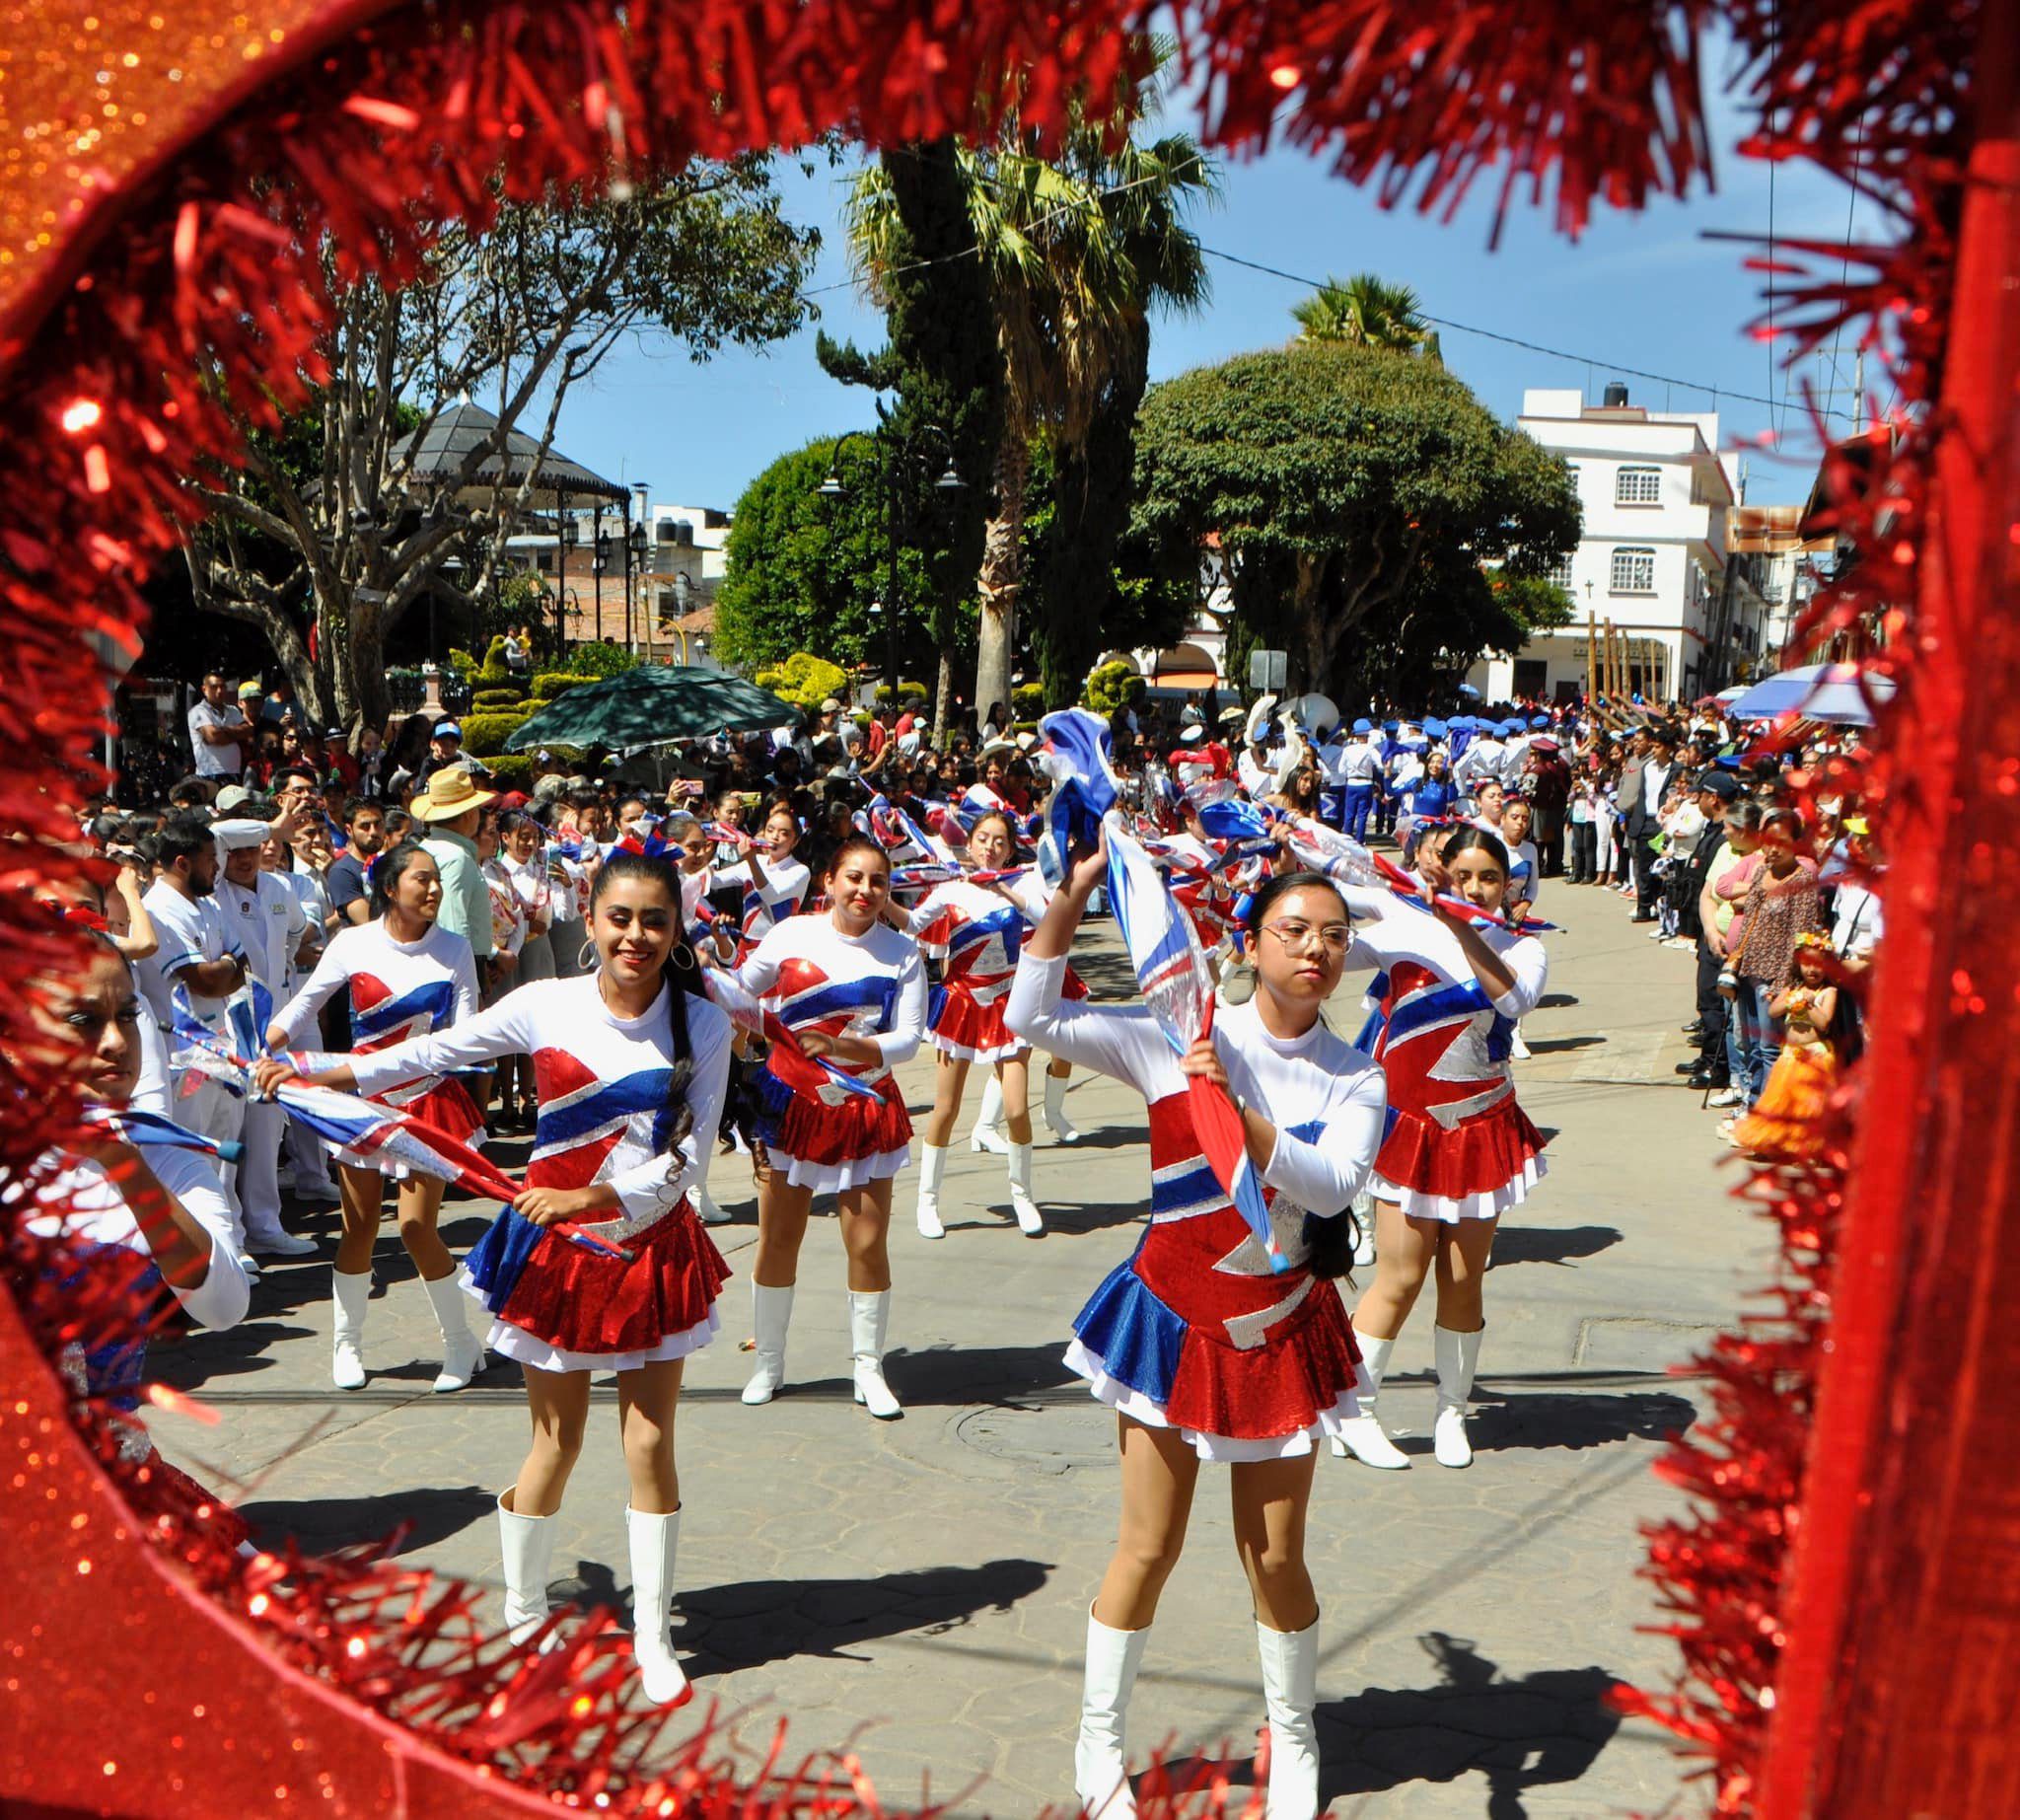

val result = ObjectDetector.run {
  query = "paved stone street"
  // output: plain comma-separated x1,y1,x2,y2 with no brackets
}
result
150,890,1769,1818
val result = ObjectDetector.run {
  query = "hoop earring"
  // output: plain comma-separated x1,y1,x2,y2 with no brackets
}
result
670,940,696,972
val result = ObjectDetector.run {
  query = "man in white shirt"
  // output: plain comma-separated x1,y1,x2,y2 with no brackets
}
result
186,672,251,779
137,813,259,1258
1627,726,1678,922
213,817,319,1259
1337,718,1383,842
1453,724,1505,808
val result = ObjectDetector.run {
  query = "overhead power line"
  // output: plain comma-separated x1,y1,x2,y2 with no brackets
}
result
1197,244,1857,427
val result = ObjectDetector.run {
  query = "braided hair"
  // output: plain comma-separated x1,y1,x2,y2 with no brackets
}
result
589,845,702,1154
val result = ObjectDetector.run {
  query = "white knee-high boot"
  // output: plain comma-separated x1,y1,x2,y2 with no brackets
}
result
849,1289,902,1420
330,1268,371,1390
1329,1326,1409,1469
1042,1066,1081,1143
1075,1607,1148,1819
1256,1616,1323,1820
915,1140,949,1239
741,1283,793,1405
625,1505,691,1707
969,1072,1008,1154
1007,1141,1043,1236
496,1490,556,1646
1434,1324,1483,1468
421,1272,484,1392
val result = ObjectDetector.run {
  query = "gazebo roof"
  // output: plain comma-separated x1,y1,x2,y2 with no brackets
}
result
390,400,628,506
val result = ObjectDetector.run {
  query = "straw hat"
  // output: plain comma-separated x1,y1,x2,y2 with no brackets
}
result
410,768,496,823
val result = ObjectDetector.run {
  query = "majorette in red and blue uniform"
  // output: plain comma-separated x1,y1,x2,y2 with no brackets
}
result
714,912,926,1193
905,874,1046,1063
1006,950,1388,1460
347,974,735,1373
24,1118,254,1546
1338,883,1549,1222
270,916,485,1165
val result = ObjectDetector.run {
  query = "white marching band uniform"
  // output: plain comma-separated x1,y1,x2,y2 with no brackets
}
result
270,914,489,1392
1008,952,1387,1460
1339,885,1549,1223
709,911,925,1415
904,873,1049,1237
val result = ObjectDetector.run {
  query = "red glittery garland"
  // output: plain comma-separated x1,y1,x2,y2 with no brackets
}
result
0,0,1968,1813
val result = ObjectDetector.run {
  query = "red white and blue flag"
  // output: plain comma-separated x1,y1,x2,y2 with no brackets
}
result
1104,822,1285,1274
169,983,633,1261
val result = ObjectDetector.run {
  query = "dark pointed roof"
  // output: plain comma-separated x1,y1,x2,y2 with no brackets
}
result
390,400,628,505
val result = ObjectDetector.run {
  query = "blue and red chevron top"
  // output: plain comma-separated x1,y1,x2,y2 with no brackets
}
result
1341,883,1550,1221
271,917,479,1119
906,875,1045,1061
1006,951,1387,1462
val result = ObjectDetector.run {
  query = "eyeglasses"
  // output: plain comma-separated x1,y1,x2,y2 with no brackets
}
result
1261,920,1351,956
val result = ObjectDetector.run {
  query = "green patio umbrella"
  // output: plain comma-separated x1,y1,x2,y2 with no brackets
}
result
508,665,799,752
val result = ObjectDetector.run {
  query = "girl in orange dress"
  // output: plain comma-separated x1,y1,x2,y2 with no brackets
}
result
1733,932,1841,1160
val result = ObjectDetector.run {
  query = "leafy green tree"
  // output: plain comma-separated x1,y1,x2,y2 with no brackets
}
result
845,75,1216,724
1291,273,1442,362
1130,343,1580,699
180,162,818,730
715,436,942,670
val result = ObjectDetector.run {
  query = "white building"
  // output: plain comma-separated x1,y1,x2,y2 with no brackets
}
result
1467,386,1742,704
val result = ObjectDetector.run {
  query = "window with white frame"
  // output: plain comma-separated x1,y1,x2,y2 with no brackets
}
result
1611,546,1656,594
1616,465,1662,505
1546,552,1574,590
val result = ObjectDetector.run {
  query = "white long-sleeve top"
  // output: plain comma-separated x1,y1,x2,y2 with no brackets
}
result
269,917,479,1111
1338,884,1548,1022
722,912,926,1084
347,974,732,1231
27,1134,251,1336
1006,952,1386,1226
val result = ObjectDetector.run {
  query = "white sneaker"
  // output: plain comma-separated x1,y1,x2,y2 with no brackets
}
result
245,1228,317,1258
1705,1087,1742,1108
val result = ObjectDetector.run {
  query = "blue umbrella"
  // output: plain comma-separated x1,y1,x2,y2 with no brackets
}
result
1728,663,1895,727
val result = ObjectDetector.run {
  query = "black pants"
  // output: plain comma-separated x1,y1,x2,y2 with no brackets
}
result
1568,822,1597,882
1694,938,1730,1078
1631,832,1660,916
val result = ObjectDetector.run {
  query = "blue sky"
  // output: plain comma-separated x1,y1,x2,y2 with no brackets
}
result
551,54,1869,515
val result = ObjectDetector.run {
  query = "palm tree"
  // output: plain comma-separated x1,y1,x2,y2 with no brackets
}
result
1292,273,1442,362
848,72,1217,722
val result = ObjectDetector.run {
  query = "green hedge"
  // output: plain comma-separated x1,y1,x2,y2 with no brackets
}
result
462,710,531,757
482,755,534,789
1012,683,1046,717
565,640,640,680
533,673,588,700
478,635,512,686
472,687,526,710
446,647,479,682
1083,659,1146,715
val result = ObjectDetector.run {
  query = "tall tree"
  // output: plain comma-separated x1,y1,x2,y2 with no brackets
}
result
1292,273,1443,362
819,138,1001,731
715,435,941,671
180,162,817,730
1130,342,1580,697
846,78,1216,723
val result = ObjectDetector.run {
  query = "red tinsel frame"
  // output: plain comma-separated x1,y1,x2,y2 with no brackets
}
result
0,0,2006,1814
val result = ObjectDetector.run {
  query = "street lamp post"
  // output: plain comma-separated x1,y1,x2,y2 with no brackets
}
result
820,423,963,710
557,515,579,656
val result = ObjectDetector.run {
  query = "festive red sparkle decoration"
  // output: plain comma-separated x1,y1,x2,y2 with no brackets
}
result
2,0,2016,1815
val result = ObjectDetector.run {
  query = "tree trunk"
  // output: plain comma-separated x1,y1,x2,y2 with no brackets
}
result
974,430,1028,727
934,647,958,745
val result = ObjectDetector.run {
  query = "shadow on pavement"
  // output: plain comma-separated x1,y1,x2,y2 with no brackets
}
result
1487,1224,1623,1270
239,1483,497,1556
1535,992,1580,1011
1468,1389,1695,1454
663,1558,1054,1673
890,1341,1081,1406
152,1317,312,1383
1034,1198,1148,1236
1189,1633,1624,1820
1521,1034,1606,1054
